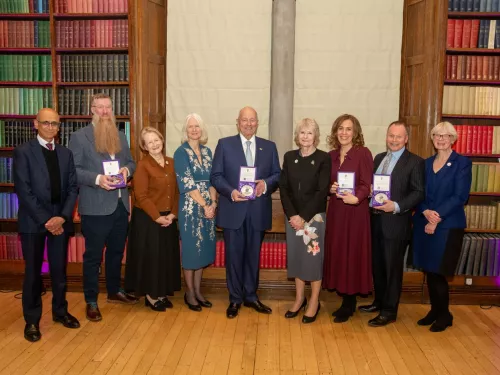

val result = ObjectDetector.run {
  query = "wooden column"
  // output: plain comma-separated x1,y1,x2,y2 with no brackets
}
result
399,0,447,158
131,0,167,161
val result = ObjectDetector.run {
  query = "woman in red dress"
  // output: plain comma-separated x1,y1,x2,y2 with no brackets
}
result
323,114,373,323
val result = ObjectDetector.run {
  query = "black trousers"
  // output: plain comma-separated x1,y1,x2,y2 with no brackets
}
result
81,200,129,303
21,232,69,325
371,215,408,318
426,272,450,316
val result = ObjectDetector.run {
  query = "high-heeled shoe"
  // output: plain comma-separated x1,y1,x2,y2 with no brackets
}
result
285,298,307,319
417,309,438,326
184,293,202,312
429,313,453,332
196,297,212,308
302,302,320,324
159,296,173,309
145,297,166,312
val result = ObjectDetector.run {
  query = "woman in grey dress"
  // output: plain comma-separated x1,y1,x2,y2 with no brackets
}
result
279,118,331,323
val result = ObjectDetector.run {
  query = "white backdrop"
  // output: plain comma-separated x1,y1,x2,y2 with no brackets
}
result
165,0,272,156
294,0,404,155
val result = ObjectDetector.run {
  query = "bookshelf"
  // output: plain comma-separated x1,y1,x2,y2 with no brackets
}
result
0,0,136,291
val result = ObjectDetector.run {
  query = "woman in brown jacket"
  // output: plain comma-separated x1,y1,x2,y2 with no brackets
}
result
124,127,181,311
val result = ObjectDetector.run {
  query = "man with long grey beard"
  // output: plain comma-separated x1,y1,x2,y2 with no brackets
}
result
69,93,137,322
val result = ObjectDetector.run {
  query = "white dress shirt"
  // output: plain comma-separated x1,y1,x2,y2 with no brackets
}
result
37,134,55,150
240,133,256,166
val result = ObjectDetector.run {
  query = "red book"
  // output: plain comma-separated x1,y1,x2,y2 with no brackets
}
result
92,0,98,13
447,19,455,48
463,20,472,48
457,55,464,80
0,22,3,48
466,125,473,153
68,21,74,48
90,20,96,47
487,126,493,154
483,56,489,81
85,20,91,48
222,241,225,267
103,0,109,13
56,55,62,82
98,0,103,13
29,0,34,13
478,127,485,154
472,126,479,154
446,55,451,79
124,0,128,12
96,20,101,47
63,0,68,13
488,56,494,80
110,0,116,13
460,125,468,153
76,0,83,13
264,241,269,269
477,56,483,80
74,20,80,48
451,55,458,79
272,241,278,269
471,55,477,80
494,56,500,81
112,20,118,47
259,242,263,268
108,20,113,47
80,20,86,48
215,241,221,267
471,20,480,48
454,126,461,152
454,19,464,48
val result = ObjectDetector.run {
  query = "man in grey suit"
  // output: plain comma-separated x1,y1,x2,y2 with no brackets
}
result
69,93,136,322
359,121,425,327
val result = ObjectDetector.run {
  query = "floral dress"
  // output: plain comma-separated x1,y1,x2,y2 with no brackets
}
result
174,142,216,269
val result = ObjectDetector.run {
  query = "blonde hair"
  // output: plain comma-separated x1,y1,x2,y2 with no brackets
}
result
294,118,320,148
430,121,458,144
181,113,208,145
139,127,164,152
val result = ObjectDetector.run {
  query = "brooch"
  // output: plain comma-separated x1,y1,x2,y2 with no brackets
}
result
259,148,263,151
447,162,451,166
295,159,298,163
311,160,315,165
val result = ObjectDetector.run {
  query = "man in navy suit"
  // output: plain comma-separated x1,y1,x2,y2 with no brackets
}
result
211,106,281,318
13,108,80,342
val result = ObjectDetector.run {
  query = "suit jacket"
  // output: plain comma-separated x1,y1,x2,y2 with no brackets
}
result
210,135,281,231
13,139,78,234
414,151,472,229
68,124,136,215
373,149,425,240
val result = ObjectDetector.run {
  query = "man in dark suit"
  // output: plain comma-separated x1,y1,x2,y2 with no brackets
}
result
359,121,425,327
69,93,136,322
210,106,281,318
14,108,80,342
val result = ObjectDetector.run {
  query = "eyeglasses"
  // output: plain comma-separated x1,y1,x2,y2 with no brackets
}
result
38,121,61,128
92,105,113,110
432,134,453,140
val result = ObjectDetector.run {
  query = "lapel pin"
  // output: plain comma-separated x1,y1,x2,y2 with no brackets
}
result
295,159,298,163
447,162,451,166
311,160,315,165
259,148,263,151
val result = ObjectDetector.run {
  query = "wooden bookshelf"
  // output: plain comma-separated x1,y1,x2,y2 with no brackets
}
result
0,115,36,119
55,48,129,53
0,48,51,53
462,153,500,157
59,115,130,119
442,114,500,119
444,79,500,85
57,81,129,86
0,183,13,187
469,192,500,196
53,13,128,19
0,14,50,19
465,228,500,233
0,81,52,86
447,48,500,54
448,12,500,18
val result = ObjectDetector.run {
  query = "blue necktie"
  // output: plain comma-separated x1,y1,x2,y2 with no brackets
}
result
245,140,253,167
381,151,392,174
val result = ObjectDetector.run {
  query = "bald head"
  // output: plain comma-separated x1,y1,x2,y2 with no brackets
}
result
237,106,259,140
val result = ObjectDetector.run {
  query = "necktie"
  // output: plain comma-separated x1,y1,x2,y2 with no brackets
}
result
381,151,392,174
46,143,53,151
245,140,253,167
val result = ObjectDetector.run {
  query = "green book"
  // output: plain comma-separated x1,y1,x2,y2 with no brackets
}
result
47,56,52,81
488,165,496,193
27,89,33,115
477,165,485,193
27,55,33,82
41,55,47,82
33,56,40,82
0,56,3,81
471,164,478,193
483,164,489,193
0,89,4,114
21,55,28,82
12,55,18,82
19,87,24,115
13,88,19,115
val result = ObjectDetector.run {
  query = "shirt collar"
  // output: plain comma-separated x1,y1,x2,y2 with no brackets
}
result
390,146,405,160
37,134,55,150
240,133,256,145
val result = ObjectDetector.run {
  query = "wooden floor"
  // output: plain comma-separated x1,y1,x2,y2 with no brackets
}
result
0,292,499,375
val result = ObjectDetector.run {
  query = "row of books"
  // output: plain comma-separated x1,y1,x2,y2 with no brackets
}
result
465,204,500,230
449,0,500,11
471,163,500,193
446,55,500,81
0,193,18,219
442,85,500,115
0,120,130,148
0,20,51,48
0,157,13,183
453,125,499,154
447,19,500,49
213,240,287,269
54,0,128,14
0,0,48,13
58,87,129,116
0,55,52,82
56,54,129,83
55,20,128,49
0,88,52,115
455,234,500,276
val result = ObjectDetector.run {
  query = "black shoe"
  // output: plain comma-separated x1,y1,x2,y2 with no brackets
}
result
368,315,396,327
196,297,212,308
184,293,202,312
285,298,307,319
145,297,166,312
417,310,438,326
226,303,241,319
24,324,41,342
302,302,321,324
333,304,356,323
159,297,173,309
358,303,381,313
244,300,272,314
53,312,80,329
430,313,453,332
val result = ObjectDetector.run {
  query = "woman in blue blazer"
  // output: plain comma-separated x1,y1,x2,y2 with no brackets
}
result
412,121,472,332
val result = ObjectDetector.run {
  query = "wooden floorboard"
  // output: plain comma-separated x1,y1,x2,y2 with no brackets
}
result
0,291,499,374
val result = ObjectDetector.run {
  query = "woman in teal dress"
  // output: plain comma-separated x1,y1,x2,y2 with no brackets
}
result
174,113,217,312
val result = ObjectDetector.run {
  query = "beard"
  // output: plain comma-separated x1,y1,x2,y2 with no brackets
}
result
93,113,121,155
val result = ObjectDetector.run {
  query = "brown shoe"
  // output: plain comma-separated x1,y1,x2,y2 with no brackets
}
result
86,303,102,322
107,291,139,305
123,291,140,303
